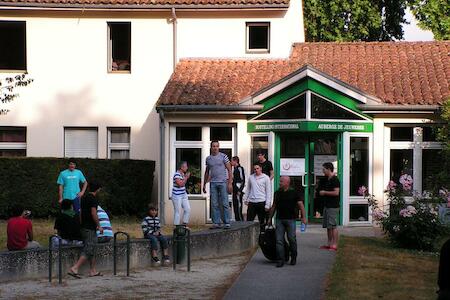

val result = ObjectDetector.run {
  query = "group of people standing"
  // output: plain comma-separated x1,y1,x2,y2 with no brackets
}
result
171,141,341,267
170,141,276,229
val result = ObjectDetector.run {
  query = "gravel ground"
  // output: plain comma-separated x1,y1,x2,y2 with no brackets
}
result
0,253,252,300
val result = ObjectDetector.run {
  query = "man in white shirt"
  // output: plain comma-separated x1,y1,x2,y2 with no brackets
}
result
244,164,271,229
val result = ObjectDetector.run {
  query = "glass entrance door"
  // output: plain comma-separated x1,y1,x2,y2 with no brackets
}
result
279,133,340,222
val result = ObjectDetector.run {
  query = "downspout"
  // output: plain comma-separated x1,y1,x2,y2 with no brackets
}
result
159,110,166,224
171,7,178,71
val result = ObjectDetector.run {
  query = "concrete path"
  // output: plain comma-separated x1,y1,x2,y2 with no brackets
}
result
224,224,377,300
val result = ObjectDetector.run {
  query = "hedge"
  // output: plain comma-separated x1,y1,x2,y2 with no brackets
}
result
0,158,155,218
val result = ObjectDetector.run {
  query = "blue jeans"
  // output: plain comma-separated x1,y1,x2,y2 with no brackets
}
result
210,182,230,225
147,234,168,251
72,195,80,214
276,219,297,261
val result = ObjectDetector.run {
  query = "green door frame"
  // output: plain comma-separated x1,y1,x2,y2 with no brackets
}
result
273,131,344,225
251,78,374,225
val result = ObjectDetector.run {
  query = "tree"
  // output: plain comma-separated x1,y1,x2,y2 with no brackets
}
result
0,73,33,115
303,0,408,42
408,0,450,40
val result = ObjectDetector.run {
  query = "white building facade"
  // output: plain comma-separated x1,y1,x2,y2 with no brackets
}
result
0,0,304,199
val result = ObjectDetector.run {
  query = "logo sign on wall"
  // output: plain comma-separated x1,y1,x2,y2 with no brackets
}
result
280,158,305,176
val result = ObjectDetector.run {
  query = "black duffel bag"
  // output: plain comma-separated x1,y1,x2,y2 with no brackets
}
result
258,225,290,261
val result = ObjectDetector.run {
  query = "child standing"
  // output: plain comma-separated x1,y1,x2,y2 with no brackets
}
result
141,206,170,265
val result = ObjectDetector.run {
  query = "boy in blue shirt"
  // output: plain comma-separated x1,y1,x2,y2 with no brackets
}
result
57,159,87,213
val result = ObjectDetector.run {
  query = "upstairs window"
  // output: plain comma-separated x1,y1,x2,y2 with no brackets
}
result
246,22,270,53
64,128,98,158
0,21,26,70
0,127,26,157
108,127,130,159
108,22,131,72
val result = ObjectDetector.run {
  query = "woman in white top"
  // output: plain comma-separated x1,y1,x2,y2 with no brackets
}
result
172,161,191,225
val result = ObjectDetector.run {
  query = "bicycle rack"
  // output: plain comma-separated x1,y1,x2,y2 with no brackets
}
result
48,235,63,284
172,226,191,272
113,231,130,276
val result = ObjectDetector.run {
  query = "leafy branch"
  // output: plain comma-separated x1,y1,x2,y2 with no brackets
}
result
0,73,33,115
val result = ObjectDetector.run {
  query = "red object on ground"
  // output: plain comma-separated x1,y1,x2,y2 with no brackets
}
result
7,216,32,250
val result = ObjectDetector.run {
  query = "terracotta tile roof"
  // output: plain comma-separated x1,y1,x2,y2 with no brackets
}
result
0,0,289,8
158,41,450,107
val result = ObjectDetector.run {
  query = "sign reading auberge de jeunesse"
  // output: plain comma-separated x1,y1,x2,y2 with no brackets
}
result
247,121,373,133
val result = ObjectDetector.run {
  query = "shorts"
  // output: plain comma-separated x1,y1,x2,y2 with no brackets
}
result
323,207,339,229
80,229,97,259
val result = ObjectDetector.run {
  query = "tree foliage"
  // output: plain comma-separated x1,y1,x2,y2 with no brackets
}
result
304,0,408,42
408,0,450,40
0,73,33,115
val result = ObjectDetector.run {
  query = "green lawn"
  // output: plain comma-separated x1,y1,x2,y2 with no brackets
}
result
325,236,440,300
0,217,206,250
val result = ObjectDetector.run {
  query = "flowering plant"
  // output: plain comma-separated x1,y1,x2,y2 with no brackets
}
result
360,176,448,251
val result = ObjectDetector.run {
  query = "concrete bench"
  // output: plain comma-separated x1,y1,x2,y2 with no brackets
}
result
0,222,259,282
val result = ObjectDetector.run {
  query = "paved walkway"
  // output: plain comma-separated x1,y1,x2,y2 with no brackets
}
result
224,225,378,300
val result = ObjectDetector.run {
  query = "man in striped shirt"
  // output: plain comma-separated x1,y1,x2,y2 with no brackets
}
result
141,206,170,265
172,161,191,225
96,206,113,243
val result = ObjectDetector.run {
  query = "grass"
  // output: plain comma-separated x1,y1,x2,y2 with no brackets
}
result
0,217,207,250
325,236,440,300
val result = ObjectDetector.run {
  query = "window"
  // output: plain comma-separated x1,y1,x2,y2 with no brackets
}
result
176,148,202,194
0,21,26,70
64,128,98,158
388,125,443,194
171,124,236,197
350,204,369,222
390,149,413,186
350,137,369,196
0,127,26,157
108,22,131,72
251,136,268,165
311,94,365,120
246,22,270,53
176,127,201,141
255,94,306,120
391,126,413,141
422,149,441,191
210,127,232,141
423,126,438,142
108,127,130,159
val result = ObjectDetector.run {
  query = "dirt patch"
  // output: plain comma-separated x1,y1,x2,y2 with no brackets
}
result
0,252,253,300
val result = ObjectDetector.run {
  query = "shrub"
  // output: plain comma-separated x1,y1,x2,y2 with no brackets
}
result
363,175,449,252
0,158,155,218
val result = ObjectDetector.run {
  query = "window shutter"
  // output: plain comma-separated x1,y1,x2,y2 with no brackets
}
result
64,128,98,158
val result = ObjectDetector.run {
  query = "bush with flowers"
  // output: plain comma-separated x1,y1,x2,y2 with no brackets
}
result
361,174,449,251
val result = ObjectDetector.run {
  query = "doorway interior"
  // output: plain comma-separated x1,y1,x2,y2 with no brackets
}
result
277,132,342,223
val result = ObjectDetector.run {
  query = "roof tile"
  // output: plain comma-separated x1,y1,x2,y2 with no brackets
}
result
158,41,450,106
0,0,288,6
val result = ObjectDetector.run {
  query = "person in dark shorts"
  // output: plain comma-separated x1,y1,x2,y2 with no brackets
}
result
256,151,274,180
318,162,340,251
268,176,306,268
68,181,103,278
231,156,245,221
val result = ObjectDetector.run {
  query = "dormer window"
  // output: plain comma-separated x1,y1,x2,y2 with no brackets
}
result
246,22,270,53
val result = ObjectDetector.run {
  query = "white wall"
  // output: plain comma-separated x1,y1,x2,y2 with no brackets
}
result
1,1,304,160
